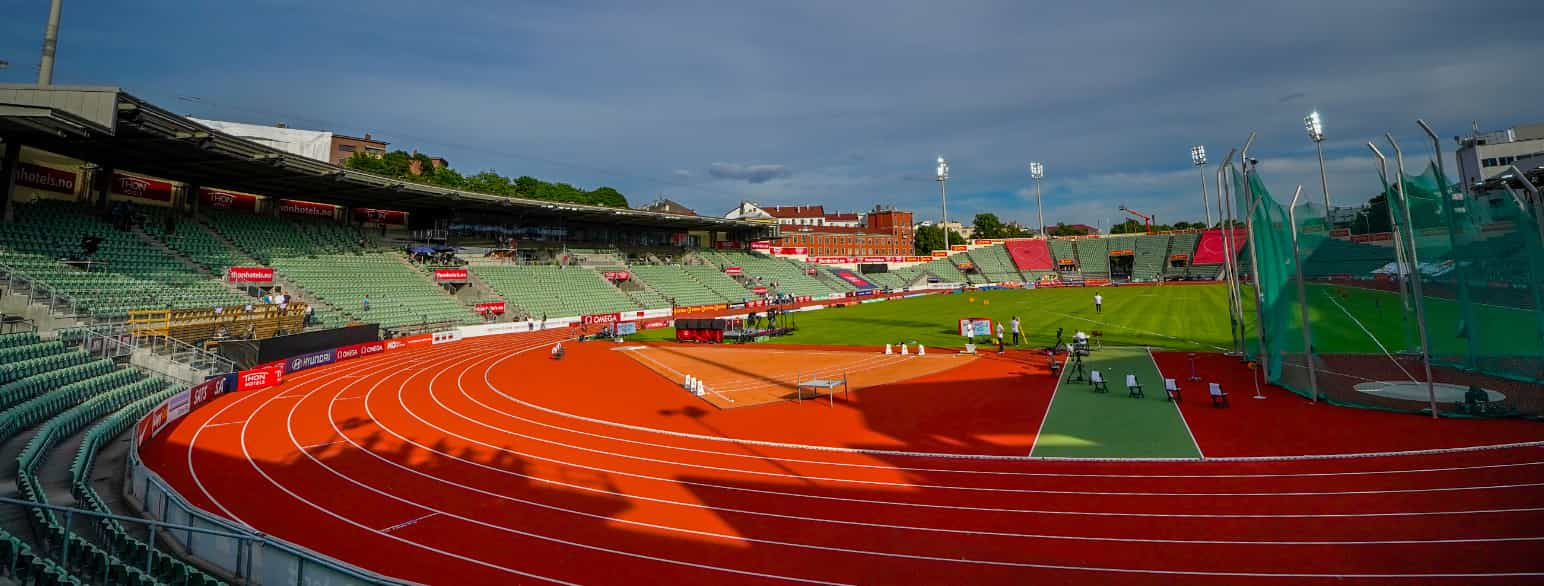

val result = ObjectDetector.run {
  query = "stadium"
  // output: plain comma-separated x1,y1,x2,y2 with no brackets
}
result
2,5,1544,586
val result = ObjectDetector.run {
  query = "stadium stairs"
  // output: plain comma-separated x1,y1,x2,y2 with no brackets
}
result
1132,235,1170,282
0,332,224,585
1074,239,1110,282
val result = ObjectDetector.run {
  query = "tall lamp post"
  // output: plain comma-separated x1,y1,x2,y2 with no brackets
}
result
38,0,64,85
1029,161,1046,237
1191,145,1211,226
1305,111,1332,217
936,156,950,250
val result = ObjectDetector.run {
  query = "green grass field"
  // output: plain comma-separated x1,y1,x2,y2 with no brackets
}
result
1031,347,1201,458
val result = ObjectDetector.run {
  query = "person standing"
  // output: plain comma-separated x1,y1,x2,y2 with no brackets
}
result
996,321,1006,354
361,295,371,312
1011,316,1021,346
1094,292,1104,314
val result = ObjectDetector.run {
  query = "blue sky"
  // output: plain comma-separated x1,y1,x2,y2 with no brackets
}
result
3,0,1542,229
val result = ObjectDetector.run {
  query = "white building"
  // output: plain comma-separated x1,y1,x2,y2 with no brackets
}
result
1456,122,1544,192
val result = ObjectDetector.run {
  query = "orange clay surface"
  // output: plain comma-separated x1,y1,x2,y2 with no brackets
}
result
620,342,978,408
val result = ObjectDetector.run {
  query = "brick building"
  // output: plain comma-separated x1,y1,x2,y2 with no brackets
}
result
329,133,388,166
774,206,913,256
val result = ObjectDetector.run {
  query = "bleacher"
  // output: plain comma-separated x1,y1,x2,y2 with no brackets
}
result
1005,240,1055,281
272,253,477,330
967,245,1024,283
1133,235,1170,282
682,266,757,301
629,265,732,307
0,202,251,319
917,256,967,283
1074,239,1109,281
1047,240,1081,281
0,327,222,585
710,251,838,298
1165,233,1200,278
202,211,366,264
472,263,641,318
861,271,911,290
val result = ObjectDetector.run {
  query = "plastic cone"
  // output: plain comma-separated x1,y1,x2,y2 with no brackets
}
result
884,343,893,355
918,344,926,356
900,344,910,355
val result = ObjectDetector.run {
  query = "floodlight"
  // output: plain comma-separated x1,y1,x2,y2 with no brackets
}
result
1029,161,1044,180
1304,111,1325,142
1191,145,1207,166
936,156,949,181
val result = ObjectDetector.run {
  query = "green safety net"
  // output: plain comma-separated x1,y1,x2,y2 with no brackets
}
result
1229,157,1544,418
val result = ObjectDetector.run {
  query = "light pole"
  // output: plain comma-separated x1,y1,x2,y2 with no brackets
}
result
1304,111,1331,220
38,0,63,85
1386,133,1438,419
1029,161,1045,237
1191,145,1210,226
936,156,950,250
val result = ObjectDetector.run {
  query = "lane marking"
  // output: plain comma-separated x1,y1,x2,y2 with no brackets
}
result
1028,354,1067,457
1148,348,1204,459
382,512,439,534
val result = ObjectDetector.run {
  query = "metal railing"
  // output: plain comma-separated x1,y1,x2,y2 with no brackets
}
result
77,324,236,386
124,447,410,585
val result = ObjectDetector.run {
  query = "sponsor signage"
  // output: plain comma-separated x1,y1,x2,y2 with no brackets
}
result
286,349,337,374
805,268,818,275
113,173,174,202
904,256,931,263
958,317,993,337
335,340,385,361
352,207,409,225
750,241,772,250
1108,249,1134,256
432,331,463,345
950,245,969,252
237,363,284,391
582,312,622,326
723,267,743,276
385,333,433,351
836,272,869,287
764,246,809,255
641,318,672,330
752,286,768,294
227,267,274,283
1169,254,1189,260
615,322,639,335
433,269,470,282
199,188,259,212
277,198,337,218
167,390,192,421
475,301,506,314
602,271,631,281
973,239,999,245
1350,232,1394,243
147,403,170,438
676,303,727,314
931,251,949,257
15,162,77,194
728,302,747,310
188,378,223,412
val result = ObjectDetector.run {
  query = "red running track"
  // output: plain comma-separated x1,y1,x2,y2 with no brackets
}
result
141,332,1544,585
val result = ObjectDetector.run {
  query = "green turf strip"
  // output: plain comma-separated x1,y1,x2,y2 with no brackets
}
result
1030,347,1201,459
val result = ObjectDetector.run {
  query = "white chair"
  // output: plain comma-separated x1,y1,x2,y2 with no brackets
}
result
1125,373,1144,398
1209,382,1229,407
1090,370,1108,393
1163,378,1181,402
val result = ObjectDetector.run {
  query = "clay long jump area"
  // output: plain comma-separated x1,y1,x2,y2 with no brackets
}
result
619,343,975,408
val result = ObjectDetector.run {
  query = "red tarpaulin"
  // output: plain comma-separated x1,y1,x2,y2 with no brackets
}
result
1193,228,1247,265
1005,240,1053,270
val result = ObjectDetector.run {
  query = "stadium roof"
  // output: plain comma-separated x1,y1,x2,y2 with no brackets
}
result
0,84,775,235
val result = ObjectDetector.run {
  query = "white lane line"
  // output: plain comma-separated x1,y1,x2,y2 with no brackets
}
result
1148,348,1204,459
203,420,247,428
1028,353,1068,457
1322,290,1418,383
381,512,439,534
303,439,349,450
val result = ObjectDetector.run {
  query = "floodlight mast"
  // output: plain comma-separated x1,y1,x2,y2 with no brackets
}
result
1305,111,1332,215
936,156,950,251
1029,161,1045,237
1191,145,1210,225
38,0,63,85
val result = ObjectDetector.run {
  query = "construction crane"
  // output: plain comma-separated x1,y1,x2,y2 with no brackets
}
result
1117,204,1155,235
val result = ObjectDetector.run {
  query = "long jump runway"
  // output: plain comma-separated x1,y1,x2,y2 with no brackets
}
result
140,332,1544,585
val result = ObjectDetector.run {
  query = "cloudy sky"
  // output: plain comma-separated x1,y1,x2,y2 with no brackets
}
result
3,0,1542,228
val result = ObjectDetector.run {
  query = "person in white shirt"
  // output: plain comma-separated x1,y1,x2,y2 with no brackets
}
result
1094,293,1104,314
995,322,1006,354
1011,316,1021,346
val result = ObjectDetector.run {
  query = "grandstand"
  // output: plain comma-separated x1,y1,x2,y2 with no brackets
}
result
1047,239,1081,282
708,251,839,298
1132,234,1170,282
472,263,642,318
1005,239,1055,281
1074,238,1109,281
1165,232,1200,279
272,253,476,330
965,244,1024,283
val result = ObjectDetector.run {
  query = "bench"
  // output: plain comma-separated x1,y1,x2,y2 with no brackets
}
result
1125,374,1144,398
1163,378,1181,402
1209,383,1229,407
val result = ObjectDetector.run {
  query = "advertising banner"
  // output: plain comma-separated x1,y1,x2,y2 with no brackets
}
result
1350,232,1395,243
352,207,409,225
750,241,772,250
677,304,727,314
808,257,854,264
237,363,284,391
385,333,433,351
433,269,470,282
723,267,743,276
166,390,192,422
188,377,223,412
804,268,818,275
146,402,170,438
227,267,274,283
199,188,259,212
767,247,808,255
285,349,337,374
950,245,969,252
602,271,631,281
113,173,174,202
582,312,622,326
642,318,672,330
336,340,385,361
15,162,77,194
277,199,337,218
958,317,993,337
474,301,506,314
432,330,463,345
932,251,949,257
752,286,768,294
973,239,998,245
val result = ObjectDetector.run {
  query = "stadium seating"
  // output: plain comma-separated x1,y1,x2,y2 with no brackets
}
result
967,245,1024,283
1133,235,1170,282
273,253,477,330
915,256,967,283
1165,233,1200,278
0,201,251,319
682,266,758,301
629,265,732,307
472,263,642,318
1074,239,1109,281
1048,240,1081,280
860,271,911,290
708,251,838,298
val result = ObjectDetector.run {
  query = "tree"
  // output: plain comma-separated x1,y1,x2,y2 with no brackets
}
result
972,213,1007,239
343,150,630,207
1048,223,1088,236
913,224,967,254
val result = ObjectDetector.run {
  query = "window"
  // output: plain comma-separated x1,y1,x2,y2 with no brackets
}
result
1499,156,1515,166
365,148,385,157
1482,158,1498,167
337,144,356,153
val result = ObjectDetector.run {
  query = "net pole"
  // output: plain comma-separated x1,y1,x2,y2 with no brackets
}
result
1214,156,1243,355
1420,120,1481,371
1235,132,1257,359
1387,133,1439,419
1502,170,1544,352
1370,143,1416,352
1287,186,1322,403
1240,176,1271,381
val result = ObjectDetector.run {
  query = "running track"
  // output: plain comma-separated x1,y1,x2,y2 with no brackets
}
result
141,331,1544,585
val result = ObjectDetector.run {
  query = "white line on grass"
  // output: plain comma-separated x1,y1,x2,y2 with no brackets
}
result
1146,348,1204,459
1321,290,1418,383
1027,354,1068,457
1038,309,1229,352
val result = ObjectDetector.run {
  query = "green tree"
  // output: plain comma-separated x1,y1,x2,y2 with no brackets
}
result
1048,223,1088,236
913,225,967,254
342,150,630,207
972,213,1007,239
